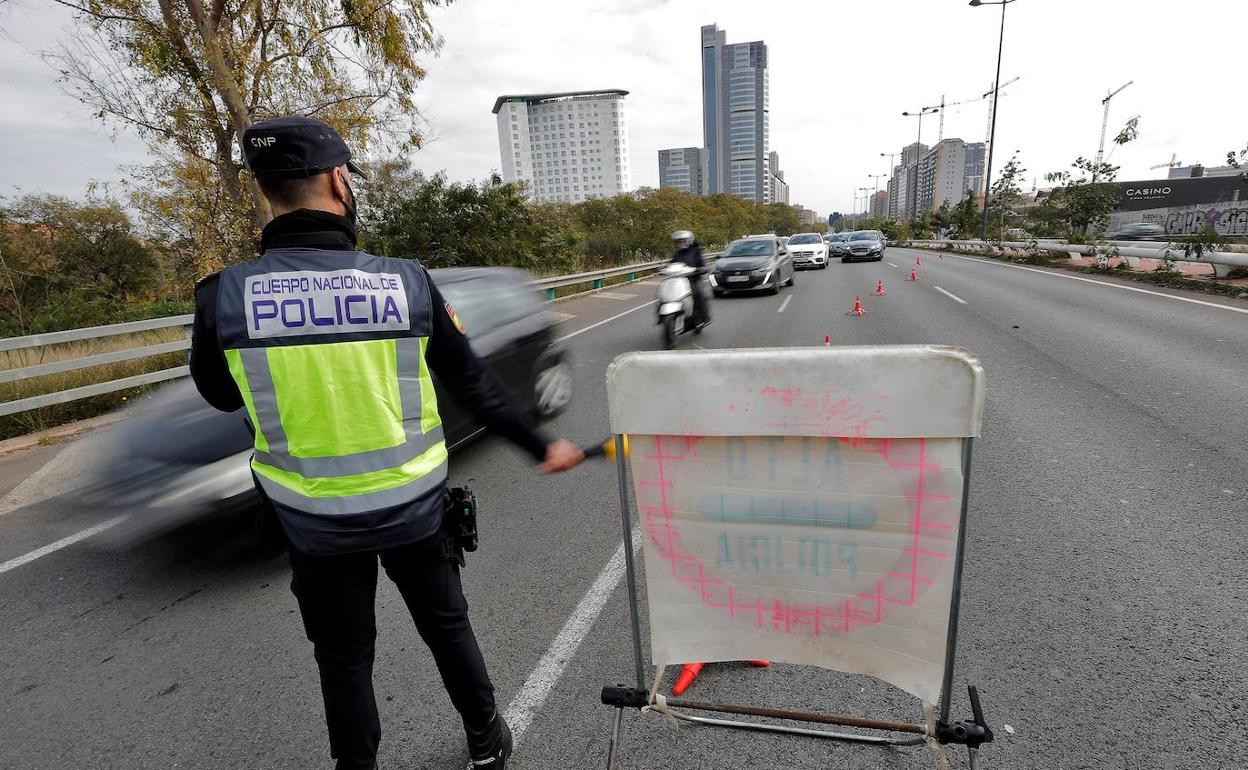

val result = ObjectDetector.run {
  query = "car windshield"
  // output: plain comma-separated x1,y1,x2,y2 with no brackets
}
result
849,232,878,241
788,234,821,245
828,234,848,241
724,240,775,256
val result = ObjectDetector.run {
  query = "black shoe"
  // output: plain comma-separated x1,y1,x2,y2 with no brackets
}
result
466,714,512,769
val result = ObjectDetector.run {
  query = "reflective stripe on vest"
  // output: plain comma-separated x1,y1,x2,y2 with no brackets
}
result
216,249,446,518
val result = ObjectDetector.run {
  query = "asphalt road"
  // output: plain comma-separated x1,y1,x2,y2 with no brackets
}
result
1,250,1246,770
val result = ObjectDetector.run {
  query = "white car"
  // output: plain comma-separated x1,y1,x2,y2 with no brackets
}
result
787,232,829,270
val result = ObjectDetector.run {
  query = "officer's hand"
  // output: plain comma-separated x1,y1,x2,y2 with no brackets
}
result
540,439,585,473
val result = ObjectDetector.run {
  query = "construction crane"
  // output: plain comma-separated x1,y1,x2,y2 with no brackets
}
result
936,76,1019,141
1150,153,1182,171
981,76,1020,155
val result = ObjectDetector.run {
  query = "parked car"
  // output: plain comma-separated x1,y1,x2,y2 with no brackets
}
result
787,232,829,270
825,232,850,259
81,267,573,544
1107,222,1165,241
842,230,886,262
710,236,795,296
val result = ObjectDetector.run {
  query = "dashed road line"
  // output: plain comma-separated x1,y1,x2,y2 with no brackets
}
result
886,262,899,268
777,295,792,313
934,286,968,305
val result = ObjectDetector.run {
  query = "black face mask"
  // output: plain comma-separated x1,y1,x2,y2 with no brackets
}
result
338,169,358,225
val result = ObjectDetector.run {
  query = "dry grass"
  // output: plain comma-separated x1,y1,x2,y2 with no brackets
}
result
0,327,188,440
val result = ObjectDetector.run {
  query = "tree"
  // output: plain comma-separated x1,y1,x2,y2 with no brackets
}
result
50,0,448,272
0,194,160,334
361,163,578,274
950,191,980,239
986,154,1026,239
1042,157,1121,238
1228,142,1248,181
762,204,801,237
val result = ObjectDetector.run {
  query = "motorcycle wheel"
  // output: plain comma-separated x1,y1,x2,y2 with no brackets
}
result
662,315,678,349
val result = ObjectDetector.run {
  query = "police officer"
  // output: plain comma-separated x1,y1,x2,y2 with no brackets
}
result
670,229,710,328
188,116,584,770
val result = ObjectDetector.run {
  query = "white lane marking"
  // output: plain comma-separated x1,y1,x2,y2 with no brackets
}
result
934,286,968,305
776,295,792,313
594,292,637,300
0,439,96,516
886,262,898,268
0,515,128,575
503,529,639,743
946,254,1248,315
555,301,656,343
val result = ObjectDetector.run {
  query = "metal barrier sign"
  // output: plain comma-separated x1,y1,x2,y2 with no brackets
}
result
601,345,990,759
629,433,963,705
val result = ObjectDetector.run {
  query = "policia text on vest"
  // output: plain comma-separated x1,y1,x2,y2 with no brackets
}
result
188,115,584,770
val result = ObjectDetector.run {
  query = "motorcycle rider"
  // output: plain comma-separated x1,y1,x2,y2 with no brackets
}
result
669,230,710,328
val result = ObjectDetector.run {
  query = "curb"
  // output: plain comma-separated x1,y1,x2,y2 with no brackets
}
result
0,411,127,459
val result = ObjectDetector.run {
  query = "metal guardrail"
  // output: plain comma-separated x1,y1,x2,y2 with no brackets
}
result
905,239,1248,270
0,257,691,419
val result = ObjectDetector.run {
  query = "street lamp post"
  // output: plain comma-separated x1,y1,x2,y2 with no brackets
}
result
858,187,871,222
901,106,940,220
880,152,898,218
970,0,1017,240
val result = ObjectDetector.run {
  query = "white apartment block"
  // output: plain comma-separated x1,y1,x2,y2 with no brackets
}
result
493,89,631,204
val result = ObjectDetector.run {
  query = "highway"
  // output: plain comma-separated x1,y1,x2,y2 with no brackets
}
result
2,248,1246,770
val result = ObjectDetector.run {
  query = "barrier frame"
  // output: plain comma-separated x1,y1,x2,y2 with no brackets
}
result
598,346,994,769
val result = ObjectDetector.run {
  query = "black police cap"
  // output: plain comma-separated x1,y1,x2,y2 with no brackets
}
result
243,116,367,181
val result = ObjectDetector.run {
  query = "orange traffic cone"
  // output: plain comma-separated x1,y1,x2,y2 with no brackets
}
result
915,256,923,266
873,279,886,296
824,335,831,346
938,252,944,259
846,295,867,316
673,663,704,696
907,267,919,281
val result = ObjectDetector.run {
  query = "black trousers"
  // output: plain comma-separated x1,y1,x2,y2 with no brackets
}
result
288,534,496,770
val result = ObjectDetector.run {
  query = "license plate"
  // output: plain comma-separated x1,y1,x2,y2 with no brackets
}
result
726,275,750,283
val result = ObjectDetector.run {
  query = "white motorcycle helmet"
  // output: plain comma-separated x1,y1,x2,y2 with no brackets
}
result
671,230,694,249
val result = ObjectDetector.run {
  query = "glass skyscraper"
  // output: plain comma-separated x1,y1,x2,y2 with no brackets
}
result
701,24,770,202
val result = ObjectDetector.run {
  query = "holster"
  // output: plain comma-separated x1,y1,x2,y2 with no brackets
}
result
445,485,478,566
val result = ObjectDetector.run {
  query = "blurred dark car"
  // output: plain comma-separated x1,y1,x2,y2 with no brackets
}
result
83,267,572,543
1107,222,1165,241
709,236,795,296
842,230,885,263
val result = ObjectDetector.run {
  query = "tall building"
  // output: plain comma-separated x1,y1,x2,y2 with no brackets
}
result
493,89,630,204
869,190,888,219
916,139,987,213
768,150,789,204
963,142,986,198
658,147,708,195
794,205,819,226
701,24,771,202
886,142,928,220
916,139,965,213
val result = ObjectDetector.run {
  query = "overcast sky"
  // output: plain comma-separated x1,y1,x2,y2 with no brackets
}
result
2,0,1245,217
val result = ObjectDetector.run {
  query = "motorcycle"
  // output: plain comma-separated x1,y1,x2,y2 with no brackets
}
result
655,263,708,349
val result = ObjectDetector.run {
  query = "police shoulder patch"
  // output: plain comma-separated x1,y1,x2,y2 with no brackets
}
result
445,302,466,334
